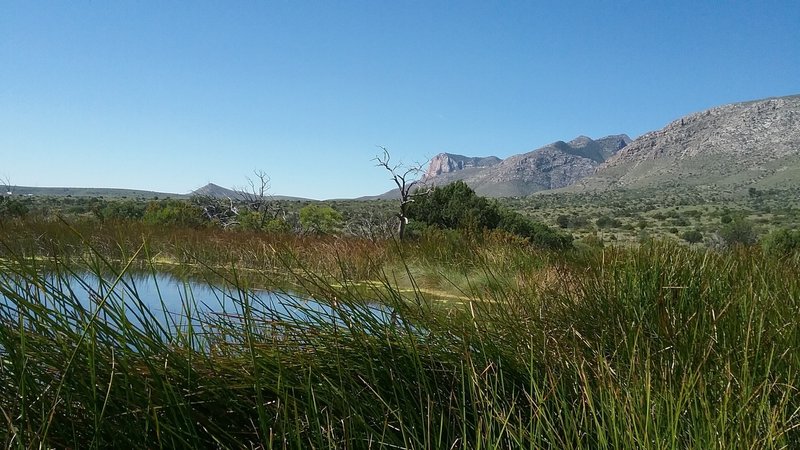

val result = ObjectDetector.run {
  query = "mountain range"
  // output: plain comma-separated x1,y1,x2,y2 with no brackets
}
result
417,94,800,197
420,134,631,197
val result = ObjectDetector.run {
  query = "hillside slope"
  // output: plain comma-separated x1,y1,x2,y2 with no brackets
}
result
575,95,800,191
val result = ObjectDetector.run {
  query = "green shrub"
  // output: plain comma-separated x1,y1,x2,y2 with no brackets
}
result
581,232,604,248
263,218,292,233
556,214,589,229
762,228,800,257
497,209,573,250
143,199,206,228
681,229,703,244
408,181,499,231
238,211,291,233
408,181,571,249
236,209,266,231
596,215,622,228
556,214,570,228
718,218,757,247
0,196,30,220
95,200,147,222
670,216,689,227
300,204,343,235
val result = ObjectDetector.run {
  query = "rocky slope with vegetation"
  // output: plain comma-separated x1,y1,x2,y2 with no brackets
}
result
574,94,800,191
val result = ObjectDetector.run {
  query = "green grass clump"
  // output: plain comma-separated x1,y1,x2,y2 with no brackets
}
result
1,234,798,448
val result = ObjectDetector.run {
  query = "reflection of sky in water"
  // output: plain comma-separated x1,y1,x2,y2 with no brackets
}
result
1,270,395,331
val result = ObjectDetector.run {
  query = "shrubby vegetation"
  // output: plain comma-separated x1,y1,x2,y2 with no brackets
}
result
2,182,798,252
680,229,704,244
717,217,758,247
142,199,207,228
299,204,344,235
408,181,572,249
762,227,800,258
93,199,146,222
0,195,30,220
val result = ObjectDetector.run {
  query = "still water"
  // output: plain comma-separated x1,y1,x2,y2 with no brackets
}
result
0,269,395,331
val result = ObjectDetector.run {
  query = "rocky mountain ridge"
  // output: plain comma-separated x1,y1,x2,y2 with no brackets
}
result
421,134,631,197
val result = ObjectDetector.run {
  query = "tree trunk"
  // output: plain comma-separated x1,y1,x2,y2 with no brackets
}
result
398,215,407,240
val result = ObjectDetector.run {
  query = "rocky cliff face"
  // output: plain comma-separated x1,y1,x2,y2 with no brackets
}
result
578,95,800,190
421,134,630,197
423,154,502,179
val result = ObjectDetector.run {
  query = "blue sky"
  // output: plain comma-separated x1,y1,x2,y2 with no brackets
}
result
2,1,798,199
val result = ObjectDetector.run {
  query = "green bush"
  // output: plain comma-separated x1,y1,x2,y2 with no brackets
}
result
263,218,292,233
0,196,30,220
718,218,757,247
236,209,266,231
670,216,689,226
408,181,572,249
143,200,206,228
681,229,703,244
497,209,573,249
556,214,589,229
408,181,499,231
556,214,570,228
94,200,147,222
596,215,622,228
299,204,343,235
762,228,800,257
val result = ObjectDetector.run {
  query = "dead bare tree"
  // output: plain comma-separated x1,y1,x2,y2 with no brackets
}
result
192,194,239,228
191,170,277,229
236,169,275,228
345,210,396,242
373,147,429,240
1,176,12,196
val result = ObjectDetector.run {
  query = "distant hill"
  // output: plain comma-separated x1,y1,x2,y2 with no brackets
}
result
4,186,185,198
574,94,800,191
190,183,309,201
3,182,309,201
190,183,241,198
409,134,631,198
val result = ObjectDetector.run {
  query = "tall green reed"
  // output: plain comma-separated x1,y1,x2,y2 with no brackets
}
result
0,231,798,448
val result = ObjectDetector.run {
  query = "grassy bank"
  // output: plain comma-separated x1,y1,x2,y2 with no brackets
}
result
1,222,799,448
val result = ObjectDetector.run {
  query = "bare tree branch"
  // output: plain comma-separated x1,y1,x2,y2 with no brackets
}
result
373,146,429,240
235,169,275,228
192,170,280,230
1,175,12,196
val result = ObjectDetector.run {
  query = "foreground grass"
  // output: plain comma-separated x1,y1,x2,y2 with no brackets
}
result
0,223,799,448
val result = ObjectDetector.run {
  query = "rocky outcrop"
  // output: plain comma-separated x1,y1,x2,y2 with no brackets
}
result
423,154,501,179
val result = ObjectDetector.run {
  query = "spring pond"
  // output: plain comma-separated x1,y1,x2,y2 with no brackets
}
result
0,269,397,333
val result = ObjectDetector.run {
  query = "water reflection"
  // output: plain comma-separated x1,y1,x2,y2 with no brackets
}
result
0,269,396,332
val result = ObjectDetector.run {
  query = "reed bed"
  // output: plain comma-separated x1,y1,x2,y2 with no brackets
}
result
0,222,798,448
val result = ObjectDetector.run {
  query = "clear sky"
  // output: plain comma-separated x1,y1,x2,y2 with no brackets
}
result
2,1,798,199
